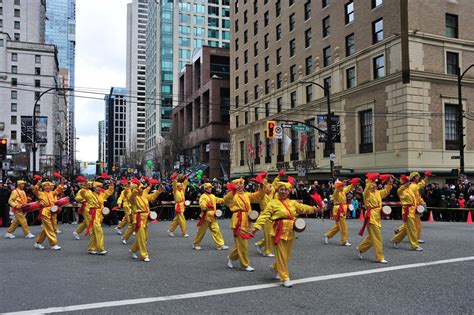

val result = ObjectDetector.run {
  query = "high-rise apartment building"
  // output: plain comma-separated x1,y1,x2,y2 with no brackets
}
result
126,0,147,157
45,0,76,175
98,120,106,166
0,0,68,173
144,0,230,175
104,87,127,174
230,0,474,179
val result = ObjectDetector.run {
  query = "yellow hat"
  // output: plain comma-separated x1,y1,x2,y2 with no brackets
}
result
232,178,245,185
93,182,103,188
276,181,292,190
17,180,26,185
203,183,213,190
139,184,147,189
409,172,420,181
87,180,93,187
41,181,53,187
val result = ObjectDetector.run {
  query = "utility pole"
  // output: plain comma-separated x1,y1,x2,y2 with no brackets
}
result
457,64,474,175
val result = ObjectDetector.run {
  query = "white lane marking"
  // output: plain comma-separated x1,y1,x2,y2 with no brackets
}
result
5,256,474,315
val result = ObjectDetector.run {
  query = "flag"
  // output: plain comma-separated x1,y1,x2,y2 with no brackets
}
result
300,133,308,153
283,134,292,155
247,142,256,158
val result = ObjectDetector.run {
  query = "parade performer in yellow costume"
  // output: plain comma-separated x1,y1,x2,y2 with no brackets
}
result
115,179,134,245
129,178,162,262
356,174,393,263
391,175,423,251
5,180,35,239
193,182,228,250
33,180,64,250
324,178,360,246
167,173,189,237
224,178,264,271
252,180,322,287
72,176,89,240
79,181,114,255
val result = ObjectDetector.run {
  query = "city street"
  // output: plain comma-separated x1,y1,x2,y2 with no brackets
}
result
1,219,473,314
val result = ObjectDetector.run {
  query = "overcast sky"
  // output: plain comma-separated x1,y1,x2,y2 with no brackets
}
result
75,0,130,162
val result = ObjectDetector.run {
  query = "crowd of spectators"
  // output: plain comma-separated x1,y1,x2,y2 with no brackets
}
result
0,174,472,229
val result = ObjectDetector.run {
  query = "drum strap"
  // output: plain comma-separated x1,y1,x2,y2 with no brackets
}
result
85,208,97,236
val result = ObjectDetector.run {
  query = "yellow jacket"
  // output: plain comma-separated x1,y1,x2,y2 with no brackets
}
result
224,188,264,232
409,180,426,206
363,181,392,228
33,184,64,216
332,184,353,216
254,198,316,241
117,188,132,215
75,188,87,203
80,185,114,211
199,192,224,223
398,185,417,219
8,188,28,209
173,179,188,212
130,186,162,214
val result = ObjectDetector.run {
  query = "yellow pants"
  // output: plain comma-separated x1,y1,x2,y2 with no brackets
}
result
131,214,149,259
256,220,273,255
272,238,294,281
358,224,384,261
122,215,135,241
75,220,87,234
88,210,105,252
391,217,419,249
415,214,422,240
117,214,129,229
193,220,225,247
52,214,58,232
168,212,187,235
229,235,250,268
7,211,30,235
325,216,348,244
36,214,57,246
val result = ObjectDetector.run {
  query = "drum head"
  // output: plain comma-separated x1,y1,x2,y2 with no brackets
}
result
348,204,355,211
416,205,425,214
185,200,191,206
294,218,306,232
215,209,223,218
248,210,259,221
149,211,158,220
102,207,110,215
382,205,392,215
50,205,59,213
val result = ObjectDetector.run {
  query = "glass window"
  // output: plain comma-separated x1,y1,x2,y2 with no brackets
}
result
289,13,295,32
179,49,190,59
305,56,313,75
277,97,282,113
12,65,18,74
372,0,383,9
346,67,356,88
345,33,355,56
345,1,354,24
208,40,219,47
322,0,330,8
244,70,248,84
193,38,204,48
254,20,258,35
194,27,205,37
194,15,205,25
208,6,219,16
179,37,190,47
265,79,270,94
179,25,190,35
208,17,219,27
222,19,230,29
290,65,296,82
11,103,17,112
275,0,281,17
290,91,296,108
265,56,270,72
254,85,259,99
276,24,282,40
446,52,459,75
304,0,312,20
372,18,384,44
179,14,190,23
277,72,282,89
264,11,269,26
305,28,312,48
446,14,458,38
222,31,230,40
254,63,259,78
373,55,385,79
359,110,373,153
323,77,331,95
12,53,18,62
445,104,460,150
193,4,205,13
208,29,219,38
11,116,17,125
305,85,313,103
11,90,17,99
14,21,20,29
254,42,258,56
323,46,331,67
322,16,330,37
289,39,296,57
264,33,269,49
276,48,282,64
265,102,270,116
222,7,230,17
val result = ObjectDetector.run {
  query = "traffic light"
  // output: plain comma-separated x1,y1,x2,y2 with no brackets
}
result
82,162,87,169
0,138,7,159
100,162,104,169
266,120,276,139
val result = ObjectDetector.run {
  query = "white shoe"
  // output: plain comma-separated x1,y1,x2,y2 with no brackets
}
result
264,253,275,257
344,242,352,246
324,236,329,244
254,242,263,255
25,233,35,239
227,256,234,268
378,259,388,264
282,280,293,288
132,232,136,236
144,257,150,262
4,232,15,239
88,251,97,255
356,247,363,260
270,265,279,280
73,231,80,240
244,266,255,272
183,234,190,238
193,245,202,250
121,238,127,245
98,250,108,255
34,243,45,250
51,245,61,250
56,230,62,234
392,241,399,249
167,230,174,237
414,247,423,251
216,245,229,250
418,239,425,244
115,227,123,235
129,250,138,259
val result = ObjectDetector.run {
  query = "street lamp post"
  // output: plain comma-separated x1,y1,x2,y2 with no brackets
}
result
32,87,73,173
300,80,334,178
457,65,474,175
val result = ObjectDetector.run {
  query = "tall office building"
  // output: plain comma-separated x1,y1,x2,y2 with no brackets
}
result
0,0,67,173
230,0,474,179
104,87,127,173
98,120,106,166
144,0,230,175
126,0,147,157
45,0,76,175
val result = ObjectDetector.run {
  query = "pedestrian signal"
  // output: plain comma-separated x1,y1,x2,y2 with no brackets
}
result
266,121,276,139
0,138,7,159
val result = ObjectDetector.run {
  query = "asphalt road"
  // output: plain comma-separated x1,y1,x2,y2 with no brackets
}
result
1,218,473,314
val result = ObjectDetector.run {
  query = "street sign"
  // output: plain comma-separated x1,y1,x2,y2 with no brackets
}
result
275,125,283,139
451,156,460,159
281,124,293,128
2,161,10,170
293,125,310,132
329,153,336,162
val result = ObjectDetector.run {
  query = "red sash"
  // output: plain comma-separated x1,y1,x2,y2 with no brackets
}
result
233,195,253,239
358,207,371,236
402,204,413,222
335,203,346,223
85,208,97,236
273,200,294,245
79,202,87,215
135,213,142,231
